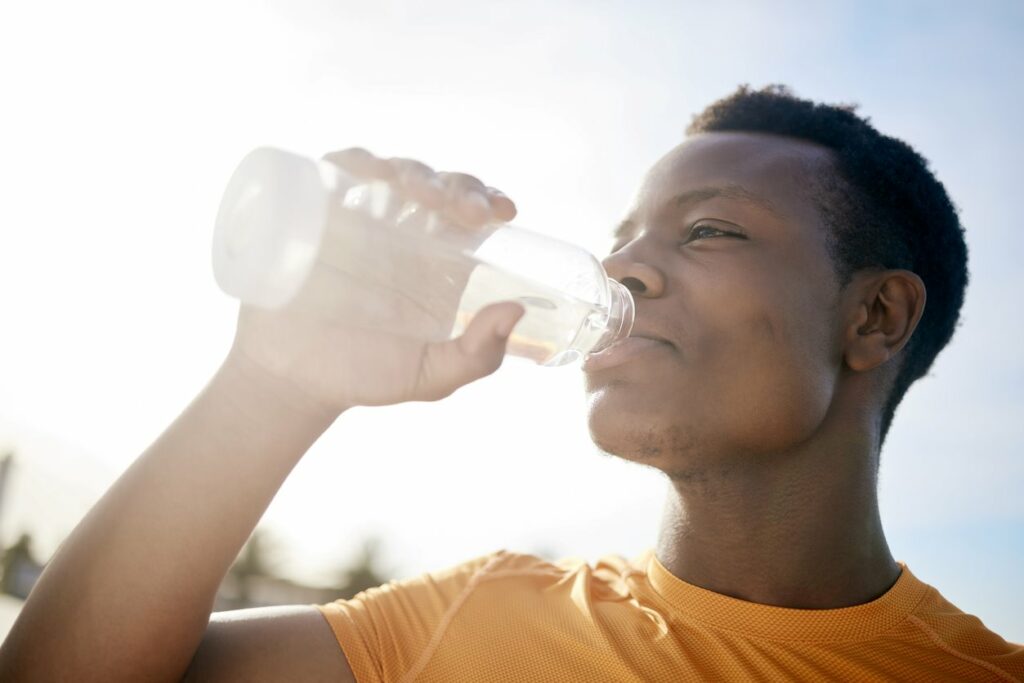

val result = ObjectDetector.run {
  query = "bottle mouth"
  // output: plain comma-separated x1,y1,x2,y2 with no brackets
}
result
592,279,635,353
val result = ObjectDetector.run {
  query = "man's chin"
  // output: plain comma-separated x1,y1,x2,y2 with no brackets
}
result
584,373,682,421
587,401,695,468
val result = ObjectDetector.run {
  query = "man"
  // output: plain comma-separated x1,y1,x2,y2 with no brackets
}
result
1,85,1020,681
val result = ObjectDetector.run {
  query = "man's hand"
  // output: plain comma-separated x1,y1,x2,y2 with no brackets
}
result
227,148,526,416
0,146,525,683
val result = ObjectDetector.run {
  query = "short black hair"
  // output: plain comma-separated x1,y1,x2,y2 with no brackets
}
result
687,84,969,439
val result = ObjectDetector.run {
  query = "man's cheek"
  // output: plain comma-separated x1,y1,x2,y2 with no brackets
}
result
692,299,788,364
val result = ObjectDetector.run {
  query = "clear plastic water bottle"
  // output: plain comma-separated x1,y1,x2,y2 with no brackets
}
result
212,147,634,366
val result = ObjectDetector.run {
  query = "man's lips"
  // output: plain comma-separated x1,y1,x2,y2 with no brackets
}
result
582,335,670,372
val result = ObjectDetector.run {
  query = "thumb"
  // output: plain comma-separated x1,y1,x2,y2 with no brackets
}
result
416,302,526,400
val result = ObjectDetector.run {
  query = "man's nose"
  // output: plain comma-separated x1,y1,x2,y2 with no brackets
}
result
601,249,665,298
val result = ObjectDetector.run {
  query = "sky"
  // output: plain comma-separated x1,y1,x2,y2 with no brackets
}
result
1,0,1022,641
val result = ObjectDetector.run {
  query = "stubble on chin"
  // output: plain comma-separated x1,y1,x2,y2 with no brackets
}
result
590,416,706,475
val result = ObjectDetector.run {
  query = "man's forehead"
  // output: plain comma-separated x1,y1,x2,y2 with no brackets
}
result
613,184,784,242
628,132,834,219
652,132,830,186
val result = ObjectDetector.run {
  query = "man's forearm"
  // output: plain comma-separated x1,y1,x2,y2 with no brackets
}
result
0,352,340,681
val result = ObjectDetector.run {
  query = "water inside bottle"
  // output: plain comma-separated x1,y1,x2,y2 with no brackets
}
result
451,261,610,366
316,196,614,367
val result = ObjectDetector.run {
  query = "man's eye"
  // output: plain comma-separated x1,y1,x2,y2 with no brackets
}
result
691,224,726,240
684,223,734,243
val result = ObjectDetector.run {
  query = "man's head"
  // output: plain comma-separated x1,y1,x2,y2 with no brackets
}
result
584,85,967,475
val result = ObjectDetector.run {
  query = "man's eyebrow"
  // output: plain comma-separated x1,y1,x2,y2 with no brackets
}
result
611,185,780,241
674,185,779,215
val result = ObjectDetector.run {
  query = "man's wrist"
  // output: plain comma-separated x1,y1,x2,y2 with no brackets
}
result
214,350,344,435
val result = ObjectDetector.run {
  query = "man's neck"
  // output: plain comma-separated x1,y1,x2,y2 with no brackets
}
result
654,430,899,610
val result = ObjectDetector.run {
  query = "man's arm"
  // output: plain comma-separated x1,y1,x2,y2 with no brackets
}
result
0,354,350,681
185,606,354,683
0,149,521,681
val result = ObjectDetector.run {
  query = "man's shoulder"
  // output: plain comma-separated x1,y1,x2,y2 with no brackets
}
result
898,571,1024,679
335,549,636,607
419,549,645,594
346,548,649,621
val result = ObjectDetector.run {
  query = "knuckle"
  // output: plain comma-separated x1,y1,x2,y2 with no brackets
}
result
438,172,486,192
394,163,441,192
390,158,435,177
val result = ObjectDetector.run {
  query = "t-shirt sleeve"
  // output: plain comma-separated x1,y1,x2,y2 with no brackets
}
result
316,550,506,683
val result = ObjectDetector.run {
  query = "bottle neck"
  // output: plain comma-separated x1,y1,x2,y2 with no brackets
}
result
571,279,635,356
598,279,635,351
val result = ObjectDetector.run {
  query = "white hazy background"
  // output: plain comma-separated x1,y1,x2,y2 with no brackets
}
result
1,0,1022,641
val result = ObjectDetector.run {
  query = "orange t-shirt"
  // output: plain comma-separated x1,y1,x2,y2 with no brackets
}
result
317,550,1023,682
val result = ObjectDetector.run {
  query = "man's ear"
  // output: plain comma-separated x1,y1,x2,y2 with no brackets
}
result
843,270,927,373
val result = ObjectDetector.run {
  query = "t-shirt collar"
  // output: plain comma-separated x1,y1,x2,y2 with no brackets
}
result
642,550,931,642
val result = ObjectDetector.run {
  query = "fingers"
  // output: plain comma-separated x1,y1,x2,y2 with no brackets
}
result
385,158,444,209
321,147,517,227
437,171,491,228
484,187,517,223
436,172,518,227
415,302,526,401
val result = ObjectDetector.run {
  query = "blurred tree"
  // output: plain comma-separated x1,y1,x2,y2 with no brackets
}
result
333,537,389,599
227,529,280,606
217,532,392,608
1,532,43,599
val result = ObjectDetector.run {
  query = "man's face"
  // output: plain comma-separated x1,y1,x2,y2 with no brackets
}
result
585,132,847,475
